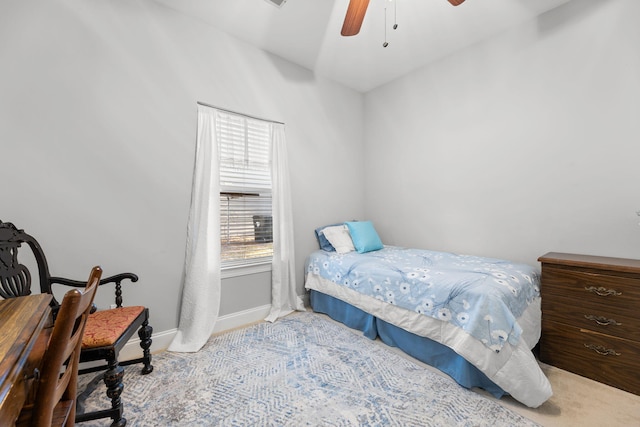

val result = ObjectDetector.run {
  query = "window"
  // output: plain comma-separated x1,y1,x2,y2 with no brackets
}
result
216,111,273,267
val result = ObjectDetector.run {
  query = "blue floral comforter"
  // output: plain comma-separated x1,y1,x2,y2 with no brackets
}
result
305,246,541,352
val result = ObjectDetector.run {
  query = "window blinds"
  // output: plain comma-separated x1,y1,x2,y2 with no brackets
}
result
216,112,273,266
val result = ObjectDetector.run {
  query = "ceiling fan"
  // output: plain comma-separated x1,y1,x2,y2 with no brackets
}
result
341,0,466,36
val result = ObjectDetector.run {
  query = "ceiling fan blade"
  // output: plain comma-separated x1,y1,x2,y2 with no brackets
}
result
447,0,466,5
341,0,370,36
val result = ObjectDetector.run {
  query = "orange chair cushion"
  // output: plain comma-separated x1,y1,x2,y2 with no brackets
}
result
82,306,145,349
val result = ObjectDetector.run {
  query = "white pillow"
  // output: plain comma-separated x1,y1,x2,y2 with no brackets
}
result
321,225,355,254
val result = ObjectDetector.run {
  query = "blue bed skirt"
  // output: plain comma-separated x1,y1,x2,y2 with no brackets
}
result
309,290,506,398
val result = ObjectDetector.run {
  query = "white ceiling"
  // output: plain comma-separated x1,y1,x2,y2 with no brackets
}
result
153,0,571,92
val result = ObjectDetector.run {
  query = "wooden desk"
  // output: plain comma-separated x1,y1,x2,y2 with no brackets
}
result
0,294,52,426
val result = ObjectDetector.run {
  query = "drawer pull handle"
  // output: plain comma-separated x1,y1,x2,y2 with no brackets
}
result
584,343,621,356
584,286,622,297
584,314,622,326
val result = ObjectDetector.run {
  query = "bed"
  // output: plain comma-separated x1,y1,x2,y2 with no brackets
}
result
304,222,552,408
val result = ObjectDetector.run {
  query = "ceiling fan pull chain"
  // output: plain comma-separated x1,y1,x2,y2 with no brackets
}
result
393,0,398,30
383,5,389,47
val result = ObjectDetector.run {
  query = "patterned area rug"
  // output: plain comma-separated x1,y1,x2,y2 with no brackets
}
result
76,311,539,426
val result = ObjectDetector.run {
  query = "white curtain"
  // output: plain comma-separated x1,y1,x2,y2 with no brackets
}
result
266,123,305,322
168,104,221,352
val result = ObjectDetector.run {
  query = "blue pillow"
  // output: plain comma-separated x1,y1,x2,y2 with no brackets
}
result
345,221,383,253
314,223,341,251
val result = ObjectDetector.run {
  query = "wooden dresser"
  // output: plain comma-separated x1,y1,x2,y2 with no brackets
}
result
538,252,640,395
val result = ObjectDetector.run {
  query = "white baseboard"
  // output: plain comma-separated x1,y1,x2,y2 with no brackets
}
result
118,304,272,361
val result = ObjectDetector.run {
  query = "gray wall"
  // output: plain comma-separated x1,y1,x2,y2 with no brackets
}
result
0,0,365,334
364,0,640,266
3,0,639,342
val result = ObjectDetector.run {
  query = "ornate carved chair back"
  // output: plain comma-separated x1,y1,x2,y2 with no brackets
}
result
0,221,52,299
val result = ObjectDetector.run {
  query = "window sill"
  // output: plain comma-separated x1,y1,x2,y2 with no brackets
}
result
221,261,272,279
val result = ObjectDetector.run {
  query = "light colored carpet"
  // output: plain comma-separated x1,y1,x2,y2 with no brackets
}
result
491,362,640,427
77,311,539,426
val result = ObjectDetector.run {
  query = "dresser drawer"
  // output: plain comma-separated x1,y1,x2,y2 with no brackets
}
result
540,320,640,395
542,295,640,341
541,266,640,310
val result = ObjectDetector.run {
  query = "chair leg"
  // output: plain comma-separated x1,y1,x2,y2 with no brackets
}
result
138,309,154,375
77,356,127,426
104,356,126,427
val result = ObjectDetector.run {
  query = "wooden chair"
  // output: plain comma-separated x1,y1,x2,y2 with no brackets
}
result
17,266,101,427
0,221,153,427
